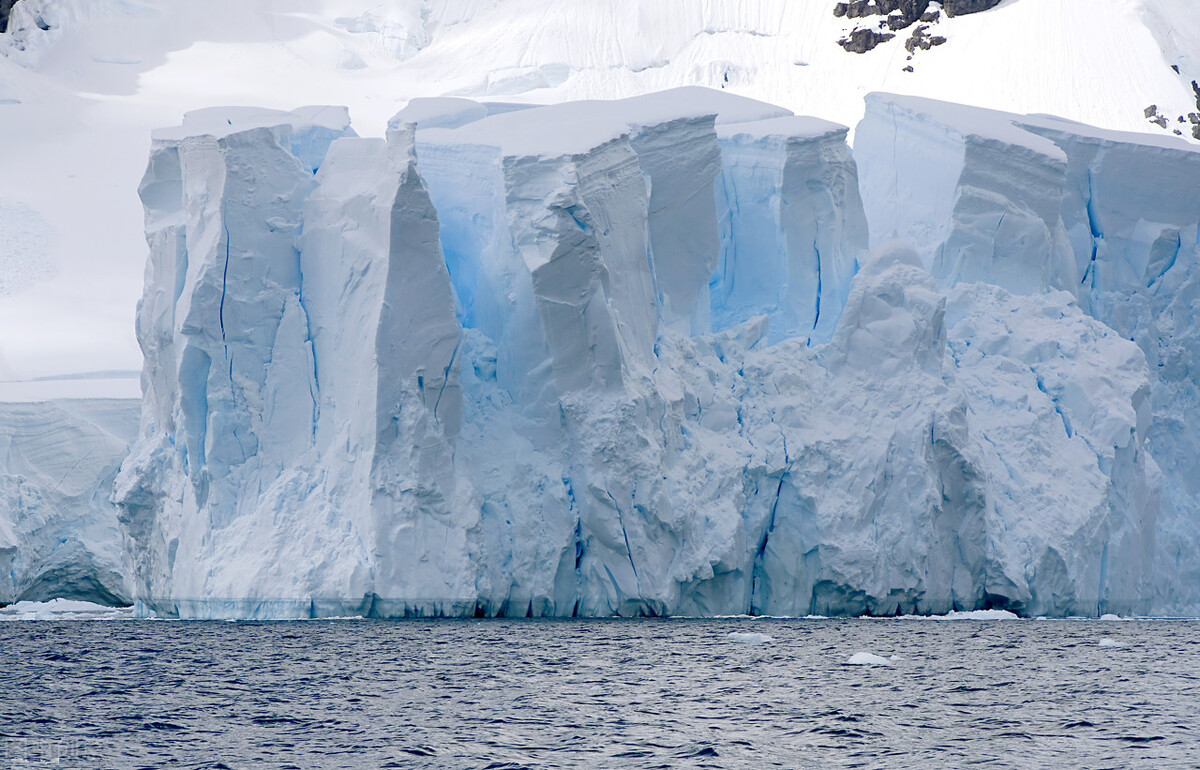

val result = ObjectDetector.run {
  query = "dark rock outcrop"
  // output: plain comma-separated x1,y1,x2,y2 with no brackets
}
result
839,28,896,53
941,0,1003,17
835,0,928,27
0,0,17,35
905,24,946,52
833,0,998,55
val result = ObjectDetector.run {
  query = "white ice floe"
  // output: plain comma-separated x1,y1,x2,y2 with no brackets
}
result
847,652,893,666
727,632,773,644
0,598,132,620
937,610,1021,621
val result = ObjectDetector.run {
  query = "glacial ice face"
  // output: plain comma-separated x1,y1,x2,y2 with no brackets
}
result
856,93,1200,615
855,93,1077,297
115,89,1179,619
735,246,1155,617
0,398,138,605
115,105,392,617
714,116,868,344
1015,114,1200,613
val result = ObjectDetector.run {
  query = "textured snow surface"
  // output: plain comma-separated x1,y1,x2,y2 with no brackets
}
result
100,90,1195,619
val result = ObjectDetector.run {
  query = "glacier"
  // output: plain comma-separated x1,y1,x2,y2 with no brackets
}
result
0,397,138,605
28,86,1182,619
855,93,1200,613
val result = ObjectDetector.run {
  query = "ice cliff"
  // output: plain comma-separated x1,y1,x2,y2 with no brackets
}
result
109,88,1197,618
855,93,1200,613
0,398,137,605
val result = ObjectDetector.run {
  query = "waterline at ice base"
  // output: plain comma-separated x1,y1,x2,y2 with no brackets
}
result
7,88,1200,620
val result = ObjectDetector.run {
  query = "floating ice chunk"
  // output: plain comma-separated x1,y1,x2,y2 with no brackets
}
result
939,609,1021,620
1098,638,1124,647
894,609,1021,620
1099,613,1126,621
847,652,893,666
727,631,773,644
0,598,132,620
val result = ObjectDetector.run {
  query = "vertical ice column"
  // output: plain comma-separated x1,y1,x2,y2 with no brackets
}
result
418,106,657,401
116,107,356,615
300,128,463,470
854,93,1076,296
301,125,470,614
715,116,869,344
172,126,316,505
626,116,723,337
614,88,791,337
1017,116,1200,309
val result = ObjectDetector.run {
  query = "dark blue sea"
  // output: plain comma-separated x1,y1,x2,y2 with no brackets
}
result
2,617,1198,768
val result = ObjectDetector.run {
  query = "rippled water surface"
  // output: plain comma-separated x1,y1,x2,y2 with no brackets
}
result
3,618,1199,768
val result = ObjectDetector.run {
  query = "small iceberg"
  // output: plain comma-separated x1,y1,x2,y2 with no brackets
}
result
1099,614,1126,621
894,609,1020,621
0,598,132,621
1098,638,1124,647
847,652,892,666
938,609,1020,621
727,632,773,644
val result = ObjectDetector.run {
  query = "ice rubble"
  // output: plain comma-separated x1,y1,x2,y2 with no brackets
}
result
0,398,137,605
106,88,1196,619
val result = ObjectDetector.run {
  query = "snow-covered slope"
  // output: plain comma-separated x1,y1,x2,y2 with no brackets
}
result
1,0,1198,388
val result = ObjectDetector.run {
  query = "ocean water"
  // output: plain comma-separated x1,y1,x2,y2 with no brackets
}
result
2,617,1198,768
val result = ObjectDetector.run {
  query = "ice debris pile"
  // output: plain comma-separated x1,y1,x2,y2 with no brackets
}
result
96,88,1200,619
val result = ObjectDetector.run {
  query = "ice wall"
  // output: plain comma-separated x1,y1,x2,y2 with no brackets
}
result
855,93,1077,296
0,398,138,605
1016,114,1200,613
714,116,868,344
114,89,1184,618
856,93,1200,614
